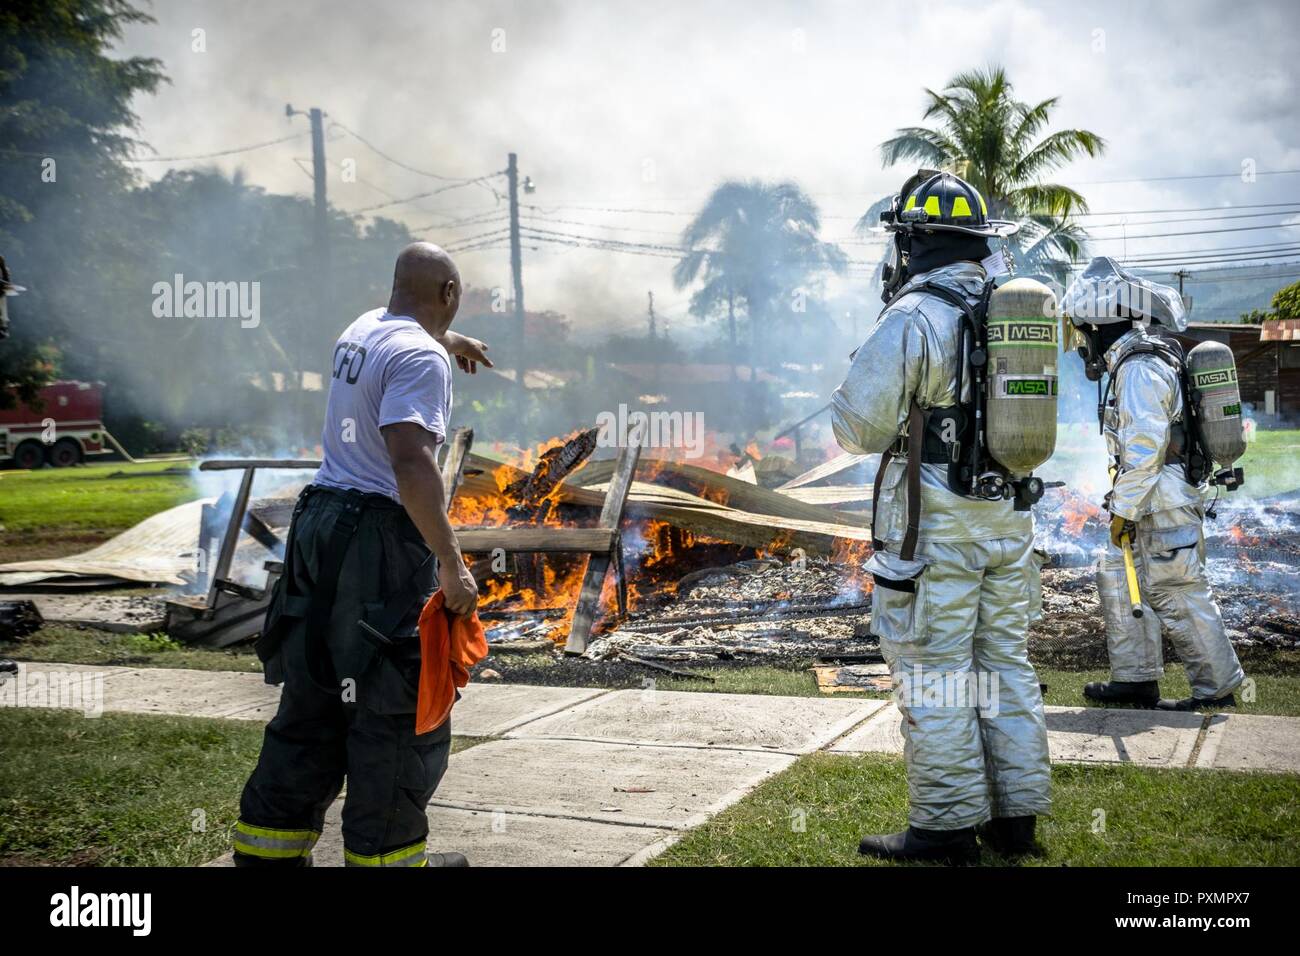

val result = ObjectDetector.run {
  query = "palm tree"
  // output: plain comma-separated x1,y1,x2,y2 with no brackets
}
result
870,65,1105,282
674,180,845,378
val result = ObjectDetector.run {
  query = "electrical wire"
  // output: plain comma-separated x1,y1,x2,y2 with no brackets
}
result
329,120,503,184
119,133,308,163
1085,222,1300,241
1073,168,1300,185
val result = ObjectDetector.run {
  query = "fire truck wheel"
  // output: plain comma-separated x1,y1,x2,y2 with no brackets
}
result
13,440,47,469
47,437,84,468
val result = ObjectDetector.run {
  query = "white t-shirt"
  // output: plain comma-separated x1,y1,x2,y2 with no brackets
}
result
314,308,453,502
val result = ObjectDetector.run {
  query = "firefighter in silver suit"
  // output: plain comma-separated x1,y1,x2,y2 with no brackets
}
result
832,171,1051,864
1063,258,1244,711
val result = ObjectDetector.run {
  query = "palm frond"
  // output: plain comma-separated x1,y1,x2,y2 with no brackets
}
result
879,127,958,169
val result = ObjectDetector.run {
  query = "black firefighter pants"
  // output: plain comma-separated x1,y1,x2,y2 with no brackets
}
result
234,489,449,867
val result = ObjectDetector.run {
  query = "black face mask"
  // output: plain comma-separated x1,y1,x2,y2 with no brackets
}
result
908,232,993,276
1077,322,1132,381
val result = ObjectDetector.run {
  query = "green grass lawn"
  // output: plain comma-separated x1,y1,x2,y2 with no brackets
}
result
1238,428,1300,498
0,707,485,867
652,752,1300,867
650,661,1300,717
2,626,265,673
0,459,197,536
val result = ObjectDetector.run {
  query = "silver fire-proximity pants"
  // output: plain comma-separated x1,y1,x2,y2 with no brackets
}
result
1096,504,1244,699
871,536,1052,830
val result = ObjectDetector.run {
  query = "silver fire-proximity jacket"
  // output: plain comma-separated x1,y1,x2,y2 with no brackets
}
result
1104,326,1205,523
832,261,1033,548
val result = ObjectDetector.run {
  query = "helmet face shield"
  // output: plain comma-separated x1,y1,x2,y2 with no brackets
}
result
1062,256,1189,331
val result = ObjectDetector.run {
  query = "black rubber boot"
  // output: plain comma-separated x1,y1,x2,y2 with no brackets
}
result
1156,694,1236,712
1083,680,1159,708
426,851,469,867
858,826,979,865
978,816,1039,857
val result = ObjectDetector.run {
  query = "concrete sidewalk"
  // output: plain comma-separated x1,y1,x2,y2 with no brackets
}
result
6,661,1299,866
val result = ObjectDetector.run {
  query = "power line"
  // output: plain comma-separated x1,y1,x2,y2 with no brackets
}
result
1086,222,1300,241
1184,270,1300,283
1114,245,1300,263
345,176,501,215
1073,168,1300,185
329,120,503,184
1102,239,1300,258
1084,209,1300,229
119,133,308,163
1117,251,1300,268
1072,200,1300,217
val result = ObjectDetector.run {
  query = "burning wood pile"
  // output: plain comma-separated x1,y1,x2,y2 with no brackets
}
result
454,430,1300,685
448,431,873,652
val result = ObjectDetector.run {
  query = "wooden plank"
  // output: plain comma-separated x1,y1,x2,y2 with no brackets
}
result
206,467,255,608
777,452,869,490
564,553,613,656
565,438,643,655
779,484,873,508
456,527,616,553
573,456,869,528
440,427,474,506
199,458,320,471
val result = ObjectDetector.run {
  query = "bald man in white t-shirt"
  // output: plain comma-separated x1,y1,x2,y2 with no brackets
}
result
234,243,490,869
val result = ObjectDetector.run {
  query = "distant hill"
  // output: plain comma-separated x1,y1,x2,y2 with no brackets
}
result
1132,261,1300,324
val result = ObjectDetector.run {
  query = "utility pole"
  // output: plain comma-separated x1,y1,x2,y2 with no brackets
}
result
287,103,330,390
1173,268,1190,295
648,291,659,394
507,153,525,406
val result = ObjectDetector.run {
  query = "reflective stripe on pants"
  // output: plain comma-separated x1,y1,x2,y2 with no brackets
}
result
233,821,320,860
344,840,427,867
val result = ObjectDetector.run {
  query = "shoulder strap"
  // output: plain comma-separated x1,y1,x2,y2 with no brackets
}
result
1102,338,1183,415
870,399,925,563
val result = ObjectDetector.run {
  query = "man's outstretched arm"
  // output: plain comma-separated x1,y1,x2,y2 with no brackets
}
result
381,421,478,615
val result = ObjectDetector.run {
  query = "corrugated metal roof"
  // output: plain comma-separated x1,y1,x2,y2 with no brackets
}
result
1261,319,1300,342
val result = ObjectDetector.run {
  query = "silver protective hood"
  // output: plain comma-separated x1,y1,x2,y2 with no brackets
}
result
1062,256,1188,332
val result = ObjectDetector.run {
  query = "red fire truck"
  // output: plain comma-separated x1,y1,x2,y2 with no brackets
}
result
0,380,112,469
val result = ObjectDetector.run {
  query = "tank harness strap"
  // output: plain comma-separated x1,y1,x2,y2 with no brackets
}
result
1103,337,1193,476
900,400,924,563
871,399,925,563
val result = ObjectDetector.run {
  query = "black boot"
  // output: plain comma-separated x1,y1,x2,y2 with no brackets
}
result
1083,680,1159,708
426,851,469,867
978,816,1038,857
1156,694,1235,712
858,826,979,865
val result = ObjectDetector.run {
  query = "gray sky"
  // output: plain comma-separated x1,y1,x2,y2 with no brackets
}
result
120,0,1300,337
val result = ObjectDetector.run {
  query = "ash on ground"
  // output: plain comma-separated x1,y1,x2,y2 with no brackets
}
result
582,558,875,667
574,545,1300,676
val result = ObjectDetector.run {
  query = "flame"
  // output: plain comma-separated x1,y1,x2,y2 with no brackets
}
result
1062,496,1101,537
1228,525,1261,548
831,536,875,595
454,432,869,643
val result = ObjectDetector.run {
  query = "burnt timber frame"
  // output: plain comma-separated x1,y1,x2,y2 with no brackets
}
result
452,435,643,655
